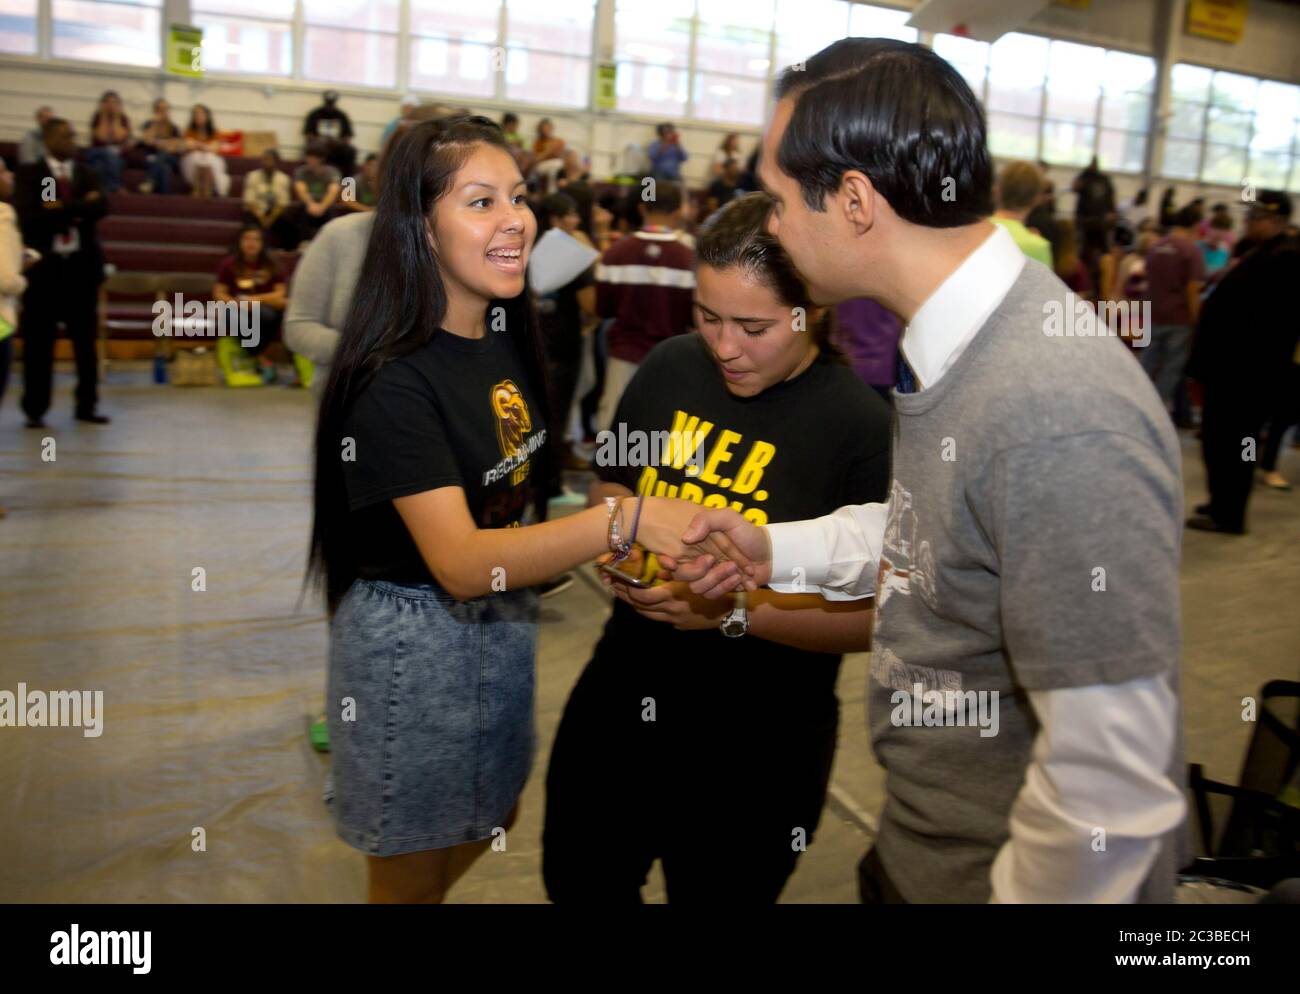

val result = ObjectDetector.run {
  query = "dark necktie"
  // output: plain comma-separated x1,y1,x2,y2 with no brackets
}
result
896,350,918,394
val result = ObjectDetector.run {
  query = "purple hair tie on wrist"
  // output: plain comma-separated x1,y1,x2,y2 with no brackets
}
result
626,493,645,548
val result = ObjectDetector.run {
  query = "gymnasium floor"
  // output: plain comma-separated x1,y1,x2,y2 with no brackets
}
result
1,366,1296,903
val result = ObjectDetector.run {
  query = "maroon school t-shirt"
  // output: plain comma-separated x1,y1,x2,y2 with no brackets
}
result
1145,234,1204,326
595,230,696,364
215,256,282,297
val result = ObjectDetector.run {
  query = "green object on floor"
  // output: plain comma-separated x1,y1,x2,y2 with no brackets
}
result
310,714,330,752
216,336,262,387
293,353,315,390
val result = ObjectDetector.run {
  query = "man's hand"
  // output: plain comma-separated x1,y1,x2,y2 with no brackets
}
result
659,508,774,599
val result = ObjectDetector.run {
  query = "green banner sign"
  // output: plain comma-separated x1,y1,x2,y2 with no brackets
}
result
167,24,204,78
595,62,617,111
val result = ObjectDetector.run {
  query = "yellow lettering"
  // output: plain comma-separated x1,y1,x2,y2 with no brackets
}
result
637,466,658,495
668,410,713,473
732,441,776,495
679,481,705,505
698,430,742,486
702,492,729,509
743,507,769,525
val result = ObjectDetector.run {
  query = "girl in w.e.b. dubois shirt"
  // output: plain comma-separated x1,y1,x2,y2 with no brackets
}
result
543,193,892,902
307,117,701,903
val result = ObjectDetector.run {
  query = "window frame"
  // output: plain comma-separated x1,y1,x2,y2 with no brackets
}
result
1162,60,1300,193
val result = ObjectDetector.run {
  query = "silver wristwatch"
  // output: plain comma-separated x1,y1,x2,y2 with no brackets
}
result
719,591,748,638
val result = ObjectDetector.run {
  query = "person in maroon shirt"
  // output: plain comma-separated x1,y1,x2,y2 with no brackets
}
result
1141,204,1205,415
594,180,695,432
213,225,289,381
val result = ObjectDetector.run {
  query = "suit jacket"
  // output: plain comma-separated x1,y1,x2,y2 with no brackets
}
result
14,159,109,285
1189,232,1300,400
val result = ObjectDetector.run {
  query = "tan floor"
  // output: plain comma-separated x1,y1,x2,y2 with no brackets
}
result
0,368,1296,903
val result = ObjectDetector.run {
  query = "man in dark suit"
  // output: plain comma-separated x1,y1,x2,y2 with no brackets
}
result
1187,190,1300,534
14,116,110,427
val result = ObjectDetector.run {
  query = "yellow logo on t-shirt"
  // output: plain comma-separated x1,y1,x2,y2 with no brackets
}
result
491,379,533,486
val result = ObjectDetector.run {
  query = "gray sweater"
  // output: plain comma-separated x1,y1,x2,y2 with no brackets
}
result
285,211,374,394
870,260,1186,903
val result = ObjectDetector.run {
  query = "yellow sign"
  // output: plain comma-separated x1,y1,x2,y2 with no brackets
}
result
595,63,617,111
1186,0,1248,44
1053,0,1091,9
166,23,204,77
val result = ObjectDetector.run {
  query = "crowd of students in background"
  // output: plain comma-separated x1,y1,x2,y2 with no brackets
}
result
2,94,1296,533
987,155,1300,535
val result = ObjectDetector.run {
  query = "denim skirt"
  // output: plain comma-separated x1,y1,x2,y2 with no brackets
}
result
324,577,539,856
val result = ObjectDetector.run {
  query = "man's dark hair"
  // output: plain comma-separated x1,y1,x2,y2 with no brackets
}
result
304,140,327,160
41,116,69,139
774,38,993,226
643,180,683,216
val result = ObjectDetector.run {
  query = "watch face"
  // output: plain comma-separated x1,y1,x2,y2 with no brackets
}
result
720,615,747,638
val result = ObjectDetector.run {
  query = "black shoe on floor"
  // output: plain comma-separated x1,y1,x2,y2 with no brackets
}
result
1186,514,1244,535
1194,502,1211,516
75,412,111,424
24,417,46,429
538,572,575,599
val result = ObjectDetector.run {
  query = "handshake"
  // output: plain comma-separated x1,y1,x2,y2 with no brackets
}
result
625,495,775,599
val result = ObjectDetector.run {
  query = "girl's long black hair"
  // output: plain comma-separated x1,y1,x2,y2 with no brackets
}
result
307,115,548,615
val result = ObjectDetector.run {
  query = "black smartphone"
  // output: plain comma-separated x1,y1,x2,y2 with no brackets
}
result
597,562,652,589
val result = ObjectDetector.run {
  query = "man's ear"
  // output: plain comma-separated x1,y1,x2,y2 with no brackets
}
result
839,170,876,237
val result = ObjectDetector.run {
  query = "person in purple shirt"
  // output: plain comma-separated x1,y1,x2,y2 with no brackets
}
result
1141,204,1204,415
834,297,901,402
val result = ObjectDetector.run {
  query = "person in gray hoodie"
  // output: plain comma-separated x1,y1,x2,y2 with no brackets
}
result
284,210,373,394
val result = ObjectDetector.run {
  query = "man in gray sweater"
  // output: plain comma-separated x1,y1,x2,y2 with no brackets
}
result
667,39,1187,904
285,211,374,394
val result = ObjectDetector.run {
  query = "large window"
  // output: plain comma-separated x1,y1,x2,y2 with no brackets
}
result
614,0,693,117
505,0,592,108
0,0,38,55
616,0,916,125
192,0,293,76
933,30,1154,174
52,0,161,67
1164,63,1300,192
197,0,594,105
303,0,398,88
409,0,593,106
775,0,916,74
409,0,498,99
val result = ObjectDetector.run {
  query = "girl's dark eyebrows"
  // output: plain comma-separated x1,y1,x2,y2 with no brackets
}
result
462,179,527,193
695,302,775,324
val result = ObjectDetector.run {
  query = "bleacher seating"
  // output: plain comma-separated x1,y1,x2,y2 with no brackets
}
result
1,140,302,360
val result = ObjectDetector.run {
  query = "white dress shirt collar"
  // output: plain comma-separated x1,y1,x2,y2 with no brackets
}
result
45,155,71,179
900,222,1026,390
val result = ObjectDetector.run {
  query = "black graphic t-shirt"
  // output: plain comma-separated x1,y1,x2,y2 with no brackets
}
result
341,329,547,585
594,333,891,706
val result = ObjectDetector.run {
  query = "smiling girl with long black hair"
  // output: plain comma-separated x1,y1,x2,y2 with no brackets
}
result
309,116,701,903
